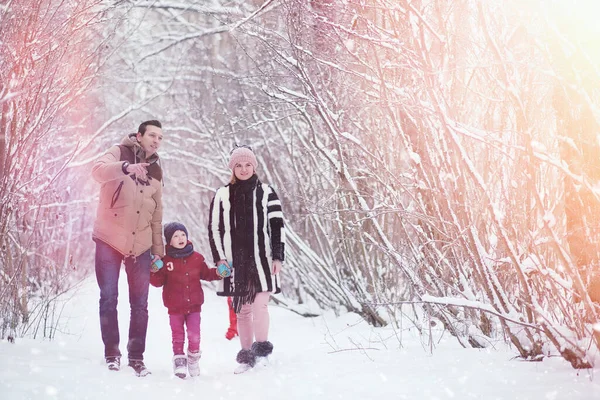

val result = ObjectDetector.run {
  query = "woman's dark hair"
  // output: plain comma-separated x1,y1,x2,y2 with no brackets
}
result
138,120,162,135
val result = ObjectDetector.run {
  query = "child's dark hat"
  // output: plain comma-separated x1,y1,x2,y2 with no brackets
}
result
164,222,188,244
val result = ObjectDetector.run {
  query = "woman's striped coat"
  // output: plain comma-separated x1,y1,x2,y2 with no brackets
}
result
208,179,285,297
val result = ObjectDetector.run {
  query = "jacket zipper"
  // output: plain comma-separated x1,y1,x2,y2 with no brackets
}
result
111,181,124,208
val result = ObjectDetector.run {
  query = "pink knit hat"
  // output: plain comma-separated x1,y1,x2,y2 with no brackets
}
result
228,146,258,170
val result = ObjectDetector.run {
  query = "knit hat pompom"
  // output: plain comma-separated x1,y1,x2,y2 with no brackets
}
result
228,147,257,171
164,222,188,245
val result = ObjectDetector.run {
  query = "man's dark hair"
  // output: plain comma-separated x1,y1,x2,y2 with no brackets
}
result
138,120,162,135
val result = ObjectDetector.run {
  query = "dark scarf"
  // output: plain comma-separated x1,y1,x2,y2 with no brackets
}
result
231,174,261,313
166,241,194,259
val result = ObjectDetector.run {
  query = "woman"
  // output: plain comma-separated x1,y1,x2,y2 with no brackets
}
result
208,145,285,374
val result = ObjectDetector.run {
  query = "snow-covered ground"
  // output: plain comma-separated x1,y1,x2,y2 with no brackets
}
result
1,276,599,400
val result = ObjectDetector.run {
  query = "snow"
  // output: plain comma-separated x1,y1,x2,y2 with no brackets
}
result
1,277,600,400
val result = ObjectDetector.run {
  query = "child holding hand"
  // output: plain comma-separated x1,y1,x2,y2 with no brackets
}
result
150,222,230,379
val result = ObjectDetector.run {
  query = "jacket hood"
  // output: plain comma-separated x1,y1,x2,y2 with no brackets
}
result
121,133,160,164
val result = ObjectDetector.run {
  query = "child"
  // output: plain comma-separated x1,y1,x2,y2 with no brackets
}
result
150,222,230,379
225,297,238,340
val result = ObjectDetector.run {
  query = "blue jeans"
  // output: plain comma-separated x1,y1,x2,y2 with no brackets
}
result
95,240,151,361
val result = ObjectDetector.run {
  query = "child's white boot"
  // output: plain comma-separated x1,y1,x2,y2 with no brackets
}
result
172,355,187,379
187,350,202,377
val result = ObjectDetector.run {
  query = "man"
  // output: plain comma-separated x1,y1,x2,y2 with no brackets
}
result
92,120,164,376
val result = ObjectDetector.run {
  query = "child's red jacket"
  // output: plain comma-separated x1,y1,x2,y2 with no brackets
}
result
150,243,221,315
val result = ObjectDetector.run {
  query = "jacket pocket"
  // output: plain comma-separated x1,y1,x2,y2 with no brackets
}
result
110,181,124,209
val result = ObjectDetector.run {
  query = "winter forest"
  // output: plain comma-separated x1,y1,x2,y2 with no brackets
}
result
2,0,600,376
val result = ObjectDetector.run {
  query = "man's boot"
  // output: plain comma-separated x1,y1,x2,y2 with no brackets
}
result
128,359,150,377
105,356,120,371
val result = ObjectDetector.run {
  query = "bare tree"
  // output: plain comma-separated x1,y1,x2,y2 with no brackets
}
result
0,0,106,339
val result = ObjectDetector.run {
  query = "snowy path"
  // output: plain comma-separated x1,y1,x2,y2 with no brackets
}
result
1,276,599,400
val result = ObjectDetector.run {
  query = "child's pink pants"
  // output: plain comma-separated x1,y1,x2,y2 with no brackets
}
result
169,311,200,355
237,292,270,350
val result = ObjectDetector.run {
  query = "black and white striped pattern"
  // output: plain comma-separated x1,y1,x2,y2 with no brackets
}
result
208,180,285,296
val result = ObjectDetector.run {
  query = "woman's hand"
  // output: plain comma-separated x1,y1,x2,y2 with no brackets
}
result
272,260,282,275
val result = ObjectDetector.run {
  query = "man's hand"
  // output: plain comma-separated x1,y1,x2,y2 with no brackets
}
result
272,260,282,275
126,162,150,179
150,254,163,272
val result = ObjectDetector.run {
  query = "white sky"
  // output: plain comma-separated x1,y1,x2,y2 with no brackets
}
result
1,275,599,400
